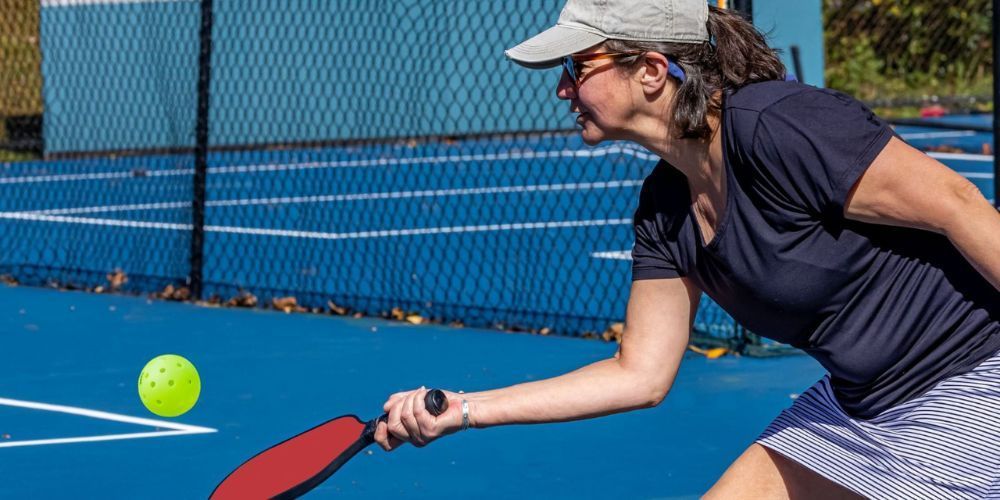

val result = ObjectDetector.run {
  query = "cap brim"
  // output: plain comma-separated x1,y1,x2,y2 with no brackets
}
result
504,25,607,69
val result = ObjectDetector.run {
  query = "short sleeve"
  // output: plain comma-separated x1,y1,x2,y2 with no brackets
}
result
752,89,894,218
631,165,684,281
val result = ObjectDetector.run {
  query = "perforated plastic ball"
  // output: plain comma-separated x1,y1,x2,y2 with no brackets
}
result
138,354,201,417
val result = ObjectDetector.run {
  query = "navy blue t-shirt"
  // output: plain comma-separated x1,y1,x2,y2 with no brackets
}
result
632,80,1000,419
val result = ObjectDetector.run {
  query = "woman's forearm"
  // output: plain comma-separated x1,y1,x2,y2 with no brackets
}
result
463,357,665,429
946,199,1000,292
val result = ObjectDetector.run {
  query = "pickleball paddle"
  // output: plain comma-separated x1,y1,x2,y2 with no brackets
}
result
211,389,448,499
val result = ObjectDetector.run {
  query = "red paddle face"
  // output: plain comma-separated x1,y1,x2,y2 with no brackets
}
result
211,415,369,499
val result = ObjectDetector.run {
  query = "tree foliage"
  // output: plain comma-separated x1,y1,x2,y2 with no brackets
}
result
825,0,992,110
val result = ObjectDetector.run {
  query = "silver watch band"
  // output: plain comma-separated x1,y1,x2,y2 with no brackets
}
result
460,399,470,431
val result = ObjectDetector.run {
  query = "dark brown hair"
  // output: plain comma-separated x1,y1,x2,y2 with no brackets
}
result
604,6,786,140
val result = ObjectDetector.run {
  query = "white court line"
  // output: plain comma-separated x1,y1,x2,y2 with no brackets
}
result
899,131,979,140
0,397,215,449
0,212,633,240
0,213,189,231
0,147,985,186
591,250,632,261
0,170,146,185
927,151,994,162
0,146,658,185
0,430,203,448
28,180,646,216
207,218,633,239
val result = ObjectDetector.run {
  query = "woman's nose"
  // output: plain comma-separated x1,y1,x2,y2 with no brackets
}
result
556,69,577,100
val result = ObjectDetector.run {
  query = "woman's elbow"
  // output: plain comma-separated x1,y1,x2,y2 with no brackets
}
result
636,379,671,408
617,358,674,408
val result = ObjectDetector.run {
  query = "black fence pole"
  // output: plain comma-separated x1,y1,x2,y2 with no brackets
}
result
790,45,804,82
189,0,214,299
733,0,753,22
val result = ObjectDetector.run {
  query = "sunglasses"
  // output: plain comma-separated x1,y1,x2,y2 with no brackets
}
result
561,52,687,87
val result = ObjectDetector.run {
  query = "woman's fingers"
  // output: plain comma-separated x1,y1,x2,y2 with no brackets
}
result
399,388,426,446
379,387,460,450
385,395,410,444
374,420,404,451
383,391,408,413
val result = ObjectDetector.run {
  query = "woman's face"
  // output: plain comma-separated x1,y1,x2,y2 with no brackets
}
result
556,51,641,145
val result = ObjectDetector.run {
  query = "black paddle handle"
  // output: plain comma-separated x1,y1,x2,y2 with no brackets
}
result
364,389,449,441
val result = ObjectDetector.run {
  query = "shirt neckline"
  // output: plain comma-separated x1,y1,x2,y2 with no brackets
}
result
687,99,734,251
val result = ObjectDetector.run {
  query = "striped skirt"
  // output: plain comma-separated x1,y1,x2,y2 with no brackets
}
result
757,351,1000,499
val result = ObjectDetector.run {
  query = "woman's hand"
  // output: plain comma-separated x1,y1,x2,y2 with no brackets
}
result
373,387,465,451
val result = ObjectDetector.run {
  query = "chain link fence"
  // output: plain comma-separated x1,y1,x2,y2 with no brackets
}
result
825,0,993,116
1,1,789,355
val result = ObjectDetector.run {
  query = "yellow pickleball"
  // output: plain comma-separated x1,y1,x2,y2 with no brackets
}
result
138,354,201,417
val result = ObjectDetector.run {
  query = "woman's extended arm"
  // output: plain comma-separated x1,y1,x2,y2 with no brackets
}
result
845,136,1000,291
464,277,701,428
373,277,701,449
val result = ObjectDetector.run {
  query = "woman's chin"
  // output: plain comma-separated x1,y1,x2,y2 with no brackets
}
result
578,122,605,145
580,133,603,146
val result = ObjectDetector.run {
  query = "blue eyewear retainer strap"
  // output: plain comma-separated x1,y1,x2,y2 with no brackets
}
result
667,60,687,83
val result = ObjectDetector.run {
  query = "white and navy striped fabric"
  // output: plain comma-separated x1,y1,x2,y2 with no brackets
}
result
757,350,1000,499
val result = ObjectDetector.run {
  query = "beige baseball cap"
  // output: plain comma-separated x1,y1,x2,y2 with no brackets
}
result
505,0,710,69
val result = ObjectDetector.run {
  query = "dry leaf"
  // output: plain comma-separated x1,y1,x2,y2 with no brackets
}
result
157,284,190,301
390,307,406,320
1,275,18,286
226,292,258,308
272,296,305,313
705,347,729,359
171,287,191,301
688,345,730,359
106,269,128,291
327,301,348,315
405,314,424,325
601,323,625,343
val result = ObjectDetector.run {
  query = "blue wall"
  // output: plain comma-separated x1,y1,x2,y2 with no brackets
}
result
41,1,201,154
40,1,823,154
41,0,568,154
753,0,825,87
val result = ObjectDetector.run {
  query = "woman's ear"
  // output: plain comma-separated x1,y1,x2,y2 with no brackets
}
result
638,52,672,95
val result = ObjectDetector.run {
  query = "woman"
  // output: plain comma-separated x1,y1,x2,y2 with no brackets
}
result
374,0,1000,497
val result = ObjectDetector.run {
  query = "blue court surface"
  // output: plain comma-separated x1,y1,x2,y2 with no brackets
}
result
0,284,826,499
0,116,994,498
